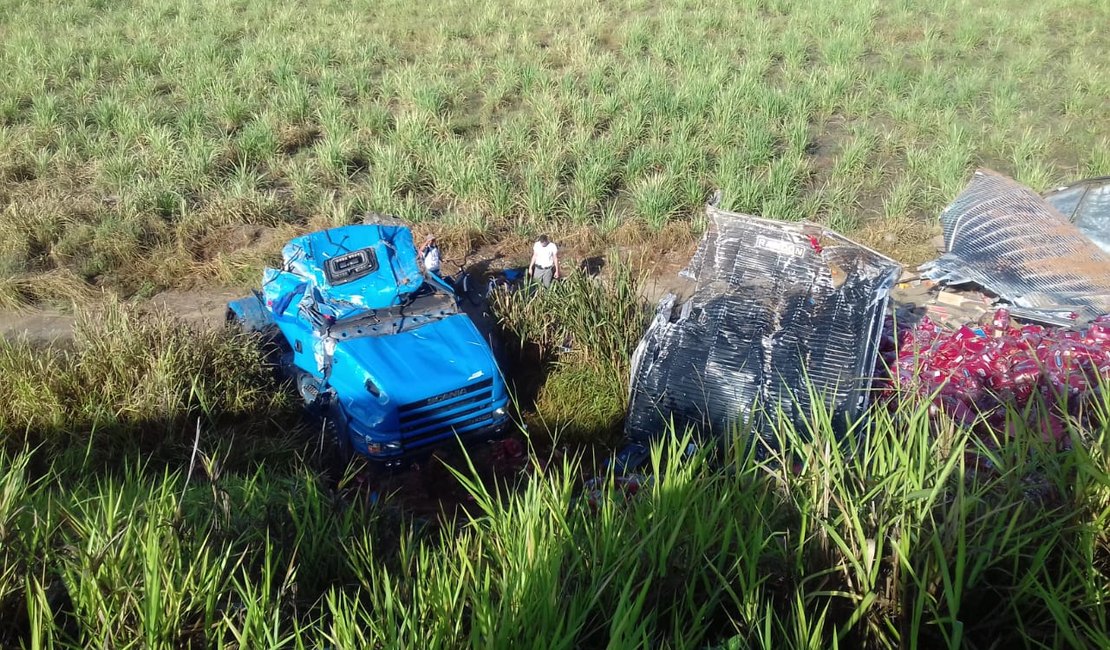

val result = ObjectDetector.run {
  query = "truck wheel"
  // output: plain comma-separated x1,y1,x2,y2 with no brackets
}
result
325,407,354,461
293,371,352,467
323,405,356,475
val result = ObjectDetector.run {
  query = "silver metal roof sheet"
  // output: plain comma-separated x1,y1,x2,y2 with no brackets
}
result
920,169,1110,325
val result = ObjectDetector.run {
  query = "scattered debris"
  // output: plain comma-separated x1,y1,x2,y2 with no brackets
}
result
892,278,995,329
621,174,1110,467
866,172,1110,448
583,474,650,512
625,205,901,449
919,169,1110,326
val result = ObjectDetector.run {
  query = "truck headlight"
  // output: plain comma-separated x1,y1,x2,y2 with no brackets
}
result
365,440,401,455
493,407,507,418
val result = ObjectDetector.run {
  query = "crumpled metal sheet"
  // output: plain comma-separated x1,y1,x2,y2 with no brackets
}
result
919,169,1110,325
625,206,902,448
1043,177,1110,255
282,225,424,311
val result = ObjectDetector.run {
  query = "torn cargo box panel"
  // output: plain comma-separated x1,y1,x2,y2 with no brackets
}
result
625,206,902,449
1043,176,1110,255
919,170,1110,325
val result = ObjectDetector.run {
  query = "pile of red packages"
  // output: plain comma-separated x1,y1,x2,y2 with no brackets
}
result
878,309,1110,446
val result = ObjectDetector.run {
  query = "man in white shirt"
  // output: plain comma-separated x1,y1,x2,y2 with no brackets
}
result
418,234,441,276
528,234,559,288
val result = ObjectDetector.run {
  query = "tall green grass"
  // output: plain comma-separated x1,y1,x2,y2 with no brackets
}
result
0,283,1107,647
0,299,290,465
2,397,1108,647
491,259,649,444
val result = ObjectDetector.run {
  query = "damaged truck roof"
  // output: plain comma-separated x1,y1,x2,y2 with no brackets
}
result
625,206,901,449
919,169,1110,325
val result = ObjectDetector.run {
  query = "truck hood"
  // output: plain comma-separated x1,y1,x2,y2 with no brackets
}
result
330,313,500,406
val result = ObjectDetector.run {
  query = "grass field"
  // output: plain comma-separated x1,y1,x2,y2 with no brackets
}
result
2,0,1110,647
1,0,1108,304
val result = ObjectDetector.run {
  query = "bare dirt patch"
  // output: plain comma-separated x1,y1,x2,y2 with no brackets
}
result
0,288,244,345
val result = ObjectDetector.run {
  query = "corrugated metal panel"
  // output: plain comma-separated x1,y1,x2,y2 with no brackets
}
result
625,207,901,448
919,169,1110,325
1043,177,1110,255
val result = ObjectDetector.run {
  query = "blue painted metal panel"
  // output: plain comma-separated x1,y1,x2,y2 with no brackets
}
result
227,293,273,333
282,224,424,311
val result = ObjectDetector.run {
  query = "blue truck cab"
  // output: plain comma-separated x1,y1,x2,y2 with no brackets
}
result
227,223,510,462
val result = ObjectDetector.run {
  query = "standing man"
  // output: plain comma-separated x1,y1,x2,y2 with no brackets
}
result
419,234,441,276
528,234,560,288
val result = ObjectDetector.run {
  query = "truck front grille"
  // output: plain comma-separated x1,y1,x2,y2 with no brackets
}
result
397,379,497,447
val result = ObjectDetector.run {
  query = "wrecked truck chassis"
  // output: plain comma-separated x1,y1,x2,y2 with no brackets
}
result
229,223,511,464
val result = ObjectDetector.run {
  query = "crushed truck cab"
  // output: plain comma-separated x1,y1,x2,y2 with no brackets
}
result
228,224,510,461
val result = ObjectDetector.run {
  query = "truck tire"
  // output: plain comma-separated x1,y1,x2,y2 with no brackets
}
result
292,371,353,466
225,307,242,331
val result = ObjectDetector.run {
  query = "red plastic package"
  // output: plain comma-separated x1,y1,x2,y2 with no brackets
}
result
880,310,1107,446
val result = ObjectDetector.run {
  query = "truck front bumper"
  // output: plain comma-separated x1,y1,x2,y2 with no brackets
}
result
352,411,512,463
